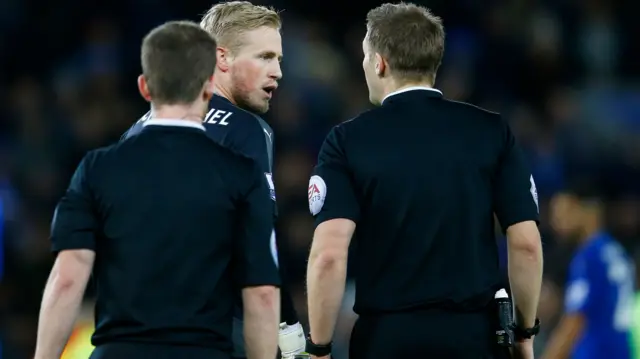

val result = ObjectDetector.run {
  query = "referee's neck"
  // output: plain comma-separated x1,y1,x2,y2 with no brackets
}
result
151,104,205,125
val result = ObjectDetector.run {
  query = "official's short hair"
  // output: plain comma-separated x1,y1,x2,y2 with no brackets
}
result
366,3,445,83
200,1,281,52
141,21,217,105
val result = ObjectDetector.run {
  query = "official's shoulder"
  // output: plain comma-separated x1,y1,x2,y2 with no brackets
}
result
346,106,380,124
79,142,121,171
319,109,381,149
442,98,501,117
437,98,505,135
331,109,375,133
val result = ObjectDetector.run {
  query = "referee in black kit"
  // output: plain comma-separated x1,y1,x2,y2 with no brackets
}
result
34,21,280,359
305,3,543,359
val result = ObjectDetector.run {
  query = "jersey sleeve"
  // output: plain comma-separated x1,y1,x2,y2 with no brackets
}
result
235,161,281,287
564,254,593,314
50,152,99,253
309,125,360,226
493,118,540,232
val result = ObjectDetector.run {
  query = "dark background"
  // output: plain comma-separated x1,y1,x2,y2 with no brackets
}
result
1,0,639,357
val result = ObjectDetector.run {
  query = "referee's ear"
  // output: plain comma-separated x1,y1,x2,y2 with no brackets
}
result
137,75,152,102
374,53,387,77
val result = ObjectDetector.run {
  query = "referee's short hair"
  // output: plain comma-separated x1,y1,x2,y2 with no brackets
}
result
141,21,217,105
366,2,445,83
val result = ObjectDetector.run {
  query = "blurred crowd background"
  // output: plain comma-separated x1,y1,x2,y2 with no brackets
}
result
1,0,639,358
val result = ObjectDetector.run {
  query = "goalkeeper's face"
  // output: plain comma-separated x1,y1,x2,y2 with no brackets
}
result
228,26,283,114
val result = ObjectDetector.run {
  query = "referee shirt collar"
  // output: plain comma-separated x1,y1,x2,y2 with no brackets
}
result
381,86,443,105
143,118,205,131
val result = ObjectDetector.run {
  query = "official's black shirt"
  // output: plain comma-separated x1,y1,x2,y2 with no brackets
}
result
309,88,539,315
123,95,299,327
51,120,280,350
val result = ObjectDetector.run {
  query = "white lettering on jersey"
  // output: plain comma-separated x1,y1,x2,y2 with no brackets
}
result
308,175,327,216
204,108,233,125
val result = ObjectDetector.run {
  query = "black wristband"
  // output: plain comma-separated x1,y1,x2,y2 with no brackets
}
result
305,336,332,356
511,318,540,340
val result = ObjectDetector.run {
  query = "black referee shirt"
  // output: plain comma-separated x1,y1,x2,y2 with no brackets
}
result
123,95,301,328
51,119,280,350
309,88,539,315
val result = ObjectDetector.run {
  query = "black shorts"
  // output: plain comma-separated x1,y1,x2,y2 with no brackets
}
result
90,342,229,359
349,308,504,359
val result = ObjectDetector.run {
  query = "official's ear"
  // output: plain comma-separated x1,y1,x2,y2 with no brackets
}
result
374,53,386,77
216,47,231,72
137,75,152,102
203,75,215,101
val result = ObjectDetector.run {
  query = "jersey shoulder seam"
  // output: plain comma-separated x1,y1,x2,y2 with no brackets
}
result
442,98,501,117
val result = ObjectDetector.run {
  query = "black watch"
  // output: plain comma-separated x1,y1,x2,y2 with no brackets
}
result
305,336,332,357
511,318,541,340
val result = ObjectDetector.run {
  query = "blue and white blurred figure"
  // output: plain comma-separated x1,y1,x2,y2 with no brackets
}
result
542,189,633,359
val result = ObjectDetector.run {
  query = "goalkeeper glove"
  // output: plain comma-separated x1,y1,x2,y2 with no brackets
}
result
279,322,308,359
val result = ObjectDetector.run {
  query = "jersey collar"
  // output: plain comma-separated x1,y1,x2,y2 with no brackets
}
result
213,93,233,104
143,118,205,131
381,86,443,105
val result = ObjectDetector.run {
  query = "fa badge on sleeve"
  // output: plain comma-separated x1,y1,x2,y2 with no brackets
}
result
529,175,538,212
308,175,327,216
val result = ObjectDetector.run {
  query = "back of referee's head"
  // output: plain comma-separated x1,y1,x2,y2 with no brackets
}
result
363,3,445,104
138,21,217,108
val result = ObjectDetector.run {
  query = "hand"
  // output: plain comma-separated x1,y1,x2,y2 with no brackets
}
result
511,339,534,359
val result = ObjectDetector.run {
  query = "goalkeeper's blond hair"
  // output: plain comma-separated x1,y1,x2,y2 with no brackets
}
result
200,1,281,52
